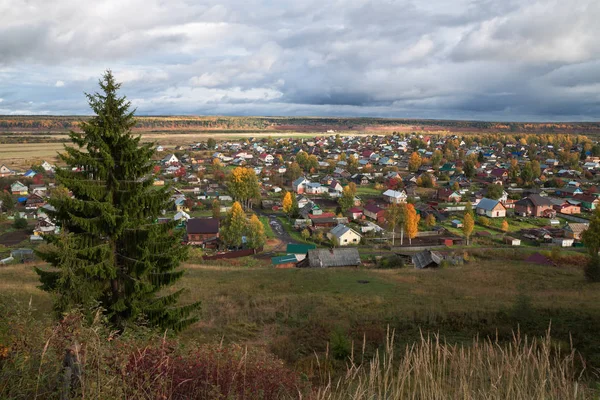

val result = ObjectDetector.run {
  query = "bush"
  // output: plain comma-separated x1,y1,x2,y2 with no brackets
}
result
377,255,404,269
330,329,351,361
585,255,600,283
13,217,28,229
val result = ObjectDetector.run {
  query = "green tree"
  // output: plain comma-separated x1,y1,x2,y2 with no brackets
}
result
301,228,310,241
212,199,221,219
486,183,504,200
385,203,406,246
338,185,356,214
463,160,475,178
285,162,303,182
35,71,199,332
207,138,216,149
0,191,14,211
521,162,533,183
582,208,600,282
221,201,247,249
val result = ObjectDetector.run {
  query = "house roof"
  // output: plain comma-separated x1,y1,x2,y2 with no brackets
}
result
186,218,219,234
565,223,589,235
382,189,406,198
300,248,361,268
286,243,316,254
412,250,443,269
330,224,361,239
476,198,501,211
271,254,298,265
363,203,384,214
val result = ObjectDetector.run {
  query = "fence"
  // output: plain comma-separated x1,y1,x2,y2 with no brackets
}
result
203,247,263,260
558,213,590,223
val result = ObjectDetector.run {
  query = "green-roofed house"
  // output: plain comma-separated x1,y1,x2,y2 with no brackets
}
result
439,163,456,175
271,254,298,269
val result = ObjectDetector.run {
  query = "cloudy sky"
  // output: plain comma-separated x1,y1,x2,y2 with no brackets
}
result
0,0,599,121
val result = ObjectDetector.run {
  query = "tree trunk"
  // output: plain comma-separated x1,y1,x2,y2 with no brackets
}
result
392,226,395,246
400,227,404,246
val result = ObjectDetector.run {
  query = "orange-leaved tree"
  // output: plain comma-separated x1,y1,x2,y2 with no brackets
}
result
405,203,420,245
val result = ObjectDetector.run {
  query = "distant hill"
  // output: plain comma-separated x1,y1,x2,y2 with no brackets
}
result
1,115,600,134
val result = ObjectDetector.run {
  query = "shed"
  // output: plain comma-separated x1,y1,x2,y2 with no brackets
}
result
451,219,463,228
271,254,298,269
412,250,443,269
503,236,521,246
297,248,361,268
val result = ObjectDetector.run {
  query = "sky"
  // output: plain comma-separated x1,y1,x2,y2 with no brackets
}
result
0,0,599,121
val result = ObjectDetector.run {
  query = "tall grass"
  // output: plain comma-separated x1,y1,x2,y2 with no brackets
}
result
315,327,592,400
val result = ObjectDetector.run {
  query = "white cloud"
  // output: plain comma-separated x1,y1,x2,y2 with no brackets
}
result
0,0,599,120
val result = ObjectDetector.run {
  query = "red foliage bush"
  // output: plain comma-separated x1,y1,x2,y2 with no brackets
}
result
122,341,304,399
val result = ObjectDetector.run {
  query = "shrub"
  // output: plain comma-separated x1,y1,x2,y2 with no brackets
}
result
13,217,27,229
330,329,351,361
585,254,600,283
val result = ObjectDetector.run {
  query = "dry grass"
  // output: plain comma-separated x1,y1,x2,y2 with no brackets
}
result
316,327,592,400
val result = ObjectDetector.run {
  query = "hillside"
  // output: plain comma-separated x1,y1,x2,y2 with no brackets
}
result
2,115,600,134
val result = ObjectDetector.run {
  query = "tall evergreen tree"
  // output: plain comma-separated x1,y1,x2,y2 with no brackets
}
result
35,71,199,332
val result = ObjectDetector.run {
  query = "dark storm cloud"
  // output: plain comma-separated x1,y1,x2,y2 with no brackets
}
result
0,0,599,120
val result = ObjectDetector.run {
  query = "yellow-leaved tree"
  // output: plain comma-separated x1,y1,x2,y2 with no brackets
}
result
282,191,293,217
463,213,474,245
408,152,422,172
501,219,509,232
405,203,420,245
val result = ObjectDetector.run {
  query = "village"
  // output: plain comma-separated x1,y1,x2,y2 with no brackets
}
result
1,132,599,269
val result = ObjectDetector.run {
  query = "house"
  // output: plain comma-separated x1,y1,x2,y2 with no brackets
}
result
0,164,14,177
412,250,443,269
174,211,191,223
259,153,274,164
553,200,581,215
33,217,59,236
327,224,362,246
451,219,463,228
156,145,164,152
286,243,316,261
11,181,28,195
553,238,574,247
363,203,385,223
186,218,220,247
475,198,506,218
515,195,556,217
162,154,179,165
347,207,364,220
572,195,599,211
40,161,55,172
437,188,461,203
382,189,407,204
563,223,588,240
292,177,309,194
305,182,328,195
25,193,46,210
503,236,521,246
297,248,361,268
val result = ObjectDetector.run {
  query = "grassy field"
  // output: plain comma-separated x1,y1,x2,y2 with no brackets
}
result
3,256,600,372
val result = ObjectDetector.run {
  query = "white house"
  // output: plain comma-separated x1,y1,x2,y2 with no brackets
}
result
382,189,407,204
162,154,179,165
306,182,328,195
328,224,362,246
293,177,310,194
475,198,506,218
0,164,14,177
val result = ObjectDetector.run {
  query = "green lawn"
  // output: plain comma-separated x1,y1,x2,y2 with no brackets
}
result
6,258,600,370
355,186,381,197
259,216,275,239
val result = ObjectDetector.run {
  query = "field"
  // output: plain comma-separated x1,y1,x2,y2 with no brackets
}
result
3,256,600,373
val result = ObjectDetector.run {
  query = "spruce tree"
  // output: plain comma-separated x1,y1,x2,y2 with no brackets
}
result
35,71,199,332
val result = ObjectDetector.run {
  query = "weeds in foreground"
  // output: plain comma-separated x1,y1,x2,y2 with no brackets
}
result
315,326,592,400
